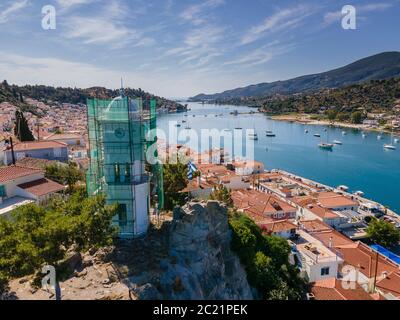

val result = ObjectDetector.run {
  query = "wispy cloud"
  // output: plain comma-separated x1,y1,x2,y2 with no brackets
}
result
240,5,314,45
0,0,29,24
180,0,225,25
61,1,141,48
323,2,394,27
164,25,226,68
56,0,96,11
223,41,295,68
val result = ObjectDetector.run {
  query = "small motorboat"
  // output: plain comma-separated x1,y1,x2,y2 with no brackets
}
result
305,129,309,133
394,138,399,143
333,140,342,145
384,144,396,150
337,185,349,192
175,124,181,127
377,135,382,140
354,191,364,197
314,133,321,137
342,131,347,135
362,133,367,138
266,132,276,137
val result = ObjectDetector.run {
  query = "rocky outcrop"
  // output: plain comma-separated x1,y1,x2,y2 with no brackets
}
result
5,201,253,300
158,201,253,299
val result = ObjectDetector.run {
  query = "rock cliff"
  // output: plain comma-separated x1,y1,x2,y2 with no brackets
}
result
5,201,253,300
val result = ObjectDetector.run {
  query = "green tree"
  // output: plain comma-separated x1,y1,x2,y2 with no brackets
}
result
326,109,338,124
162,160,188,210
228,213,306,300
0,191,118,282
209,184,233,207
366,218,400,248
14,110,34,142
45,163,84,193
351,111,363,124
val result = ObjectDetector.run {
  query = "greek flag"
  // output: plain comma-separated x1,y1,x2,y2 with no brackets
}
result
187,161,197,180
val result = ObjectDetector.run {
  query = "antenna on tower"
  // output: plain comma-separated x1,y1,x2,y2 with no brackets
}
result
119,77,125,97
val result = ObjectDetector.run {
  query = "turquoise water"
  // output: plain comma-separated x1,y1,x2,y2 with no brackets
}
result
158,102,400,214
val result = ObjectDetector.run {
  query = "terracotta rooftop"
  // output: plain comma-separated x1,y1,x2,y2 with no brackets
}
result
299,219,332,233
18,178,64,197
261,220,297,234
376,272,400,298
0,166,42,183
336,242,399,278
10,140,67,151
44,133,82,140
232,189,296,216
310,278,374,300
15,157,58,170
317,192,358,208
308,204,340,220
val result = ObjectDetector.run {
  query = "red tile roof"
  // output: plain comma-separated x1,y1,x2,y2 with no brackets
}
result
18,178,64,197
0,166,42,183
10,141,67,151
317,192,358,208
376,272,400,298
335,242,399,278
299,219,331,232
310,278,374,300
261,220,297,234
232,189,296,219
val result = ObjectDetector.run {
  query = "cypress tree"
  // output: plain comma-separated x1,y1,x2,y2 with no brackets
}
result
14,110,35,142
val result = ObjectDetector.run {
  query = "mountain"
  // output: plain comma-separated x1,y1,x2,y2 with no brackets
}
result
190,52,400,101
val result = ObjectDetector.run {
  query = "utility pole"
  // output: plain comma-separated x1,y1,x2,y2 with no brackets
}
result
372,248,379,293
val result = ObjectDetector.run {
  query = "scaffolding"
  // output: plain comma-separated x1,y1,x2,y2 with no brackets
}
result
86,95,163,238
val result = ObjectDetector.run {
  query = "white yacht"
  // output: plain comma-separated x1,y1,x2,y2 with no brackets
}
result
333,140,342,145
383,131,396,150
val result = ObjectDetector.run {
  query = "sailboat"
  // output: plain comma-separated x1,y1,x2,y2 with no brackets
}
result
248,124,258,140
384,131,396,150
319,129,334,150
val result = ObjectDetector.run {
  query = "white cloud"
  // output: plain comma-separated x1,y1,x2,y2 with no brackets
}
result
64,16,138,46
223,41,294,68
180,0,225,25
56,0,96,11
0,0,29,24
241,5,313,45
61,1,144,48
164,25,225,68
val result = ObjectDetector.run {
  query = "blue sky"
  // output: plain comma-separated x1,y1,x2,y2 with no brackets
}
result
0,0,399,98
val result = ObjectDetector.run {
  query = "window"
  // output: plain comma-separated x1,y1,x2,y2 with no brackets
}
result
0,185,6,198
117,204,127,227
125,163,131,183
114,164,120,183
321,267,330,276
54,148,62,158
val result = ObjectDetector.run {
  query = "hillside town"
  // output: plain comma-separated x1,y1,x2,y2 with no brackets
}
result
1,91,400,301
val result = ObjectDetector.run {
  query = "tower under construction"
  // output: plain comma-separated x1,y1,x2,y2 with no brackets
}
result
86,92,163,239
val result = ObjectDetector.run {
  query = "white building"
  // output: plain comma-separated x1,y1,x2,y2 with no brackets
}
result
294,230,343,283
0,166,65,218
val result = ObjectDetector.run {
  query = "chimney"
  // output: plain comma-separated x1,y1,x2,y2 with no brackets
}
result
328,236,333,249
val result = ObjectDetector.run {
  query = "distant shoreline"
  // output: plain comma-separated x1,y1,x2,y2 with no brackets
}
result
270,114,396,135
